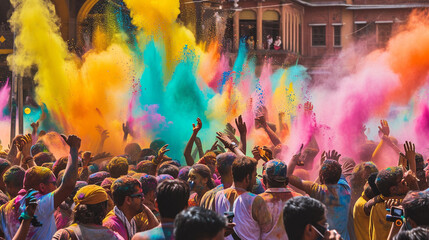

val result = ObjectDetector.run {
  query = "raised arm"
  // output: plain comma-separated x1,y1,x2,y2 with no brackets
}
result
96,126,109,154
184,118,202,166
255,115,281,146
194,137,204,159
287,147,316,194
30,121,39,145
54,135,81,209
13,191,38,240
372,120,401,163
235,115,247,154
17,135,36,169
8,135,23,166
216,132,245,157
252,195,272,233
122,121,132,142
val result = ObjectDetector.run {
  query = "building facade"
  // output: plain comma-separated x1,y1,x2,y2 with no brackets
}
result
1,0,429,73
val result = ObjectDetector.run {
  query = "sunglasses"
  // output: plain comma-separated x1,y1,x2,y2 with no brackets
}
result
129,193,144,199
311,222,329,237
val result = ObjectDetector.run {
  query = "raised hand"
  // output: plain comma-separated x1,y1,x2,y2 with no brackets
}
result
325,150,341,161
224,123,239,144
378,120,390,137
304,101,313,114
320,151,327,165
96,126,110,141
82,151,92,167
255,115,268,128
156,144,170,164
252,146,261,160
404,141,415,163
61,134,81,150
30,121,39,133
192,118,202,133
235,115,247,136
17,134,32,158
216,132,235,150
210,140,219,151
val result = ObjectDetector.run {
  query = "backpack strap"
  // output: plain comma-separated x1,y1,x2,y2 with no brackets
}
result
64,228,79,240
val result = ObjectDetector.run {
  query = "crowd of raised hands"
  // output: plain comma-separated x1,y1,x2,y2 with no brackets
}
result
0,102,427,240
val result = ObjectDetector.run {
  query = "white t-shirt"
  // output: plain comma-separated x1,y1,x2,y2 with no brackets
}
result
0,192,56,240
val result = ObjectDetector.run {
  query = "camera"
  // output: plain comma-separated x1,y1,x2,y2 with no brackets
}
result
386,206,404,227
224,211,234,223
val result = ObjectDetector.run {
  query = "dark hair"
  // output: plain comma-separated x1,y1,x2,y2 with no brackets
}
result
23,166,55,191
319,160,342,184
3,166,25,188
178,166,191,182
232,156,257,183
150,139,166,152
33,152,55,166
111,176,141,207
402,191,429,226
107,157,129,178
350,162,379,193
72,201,108,225
375,167,403,197
139,148,157,161
393,227,429,240
125,143,141,156
156,180,190,219
136,161,156,175
52,157,68,178
216,153,236,176
191,164,214,189
265,176,286,188
139,175,157,195
359,142,377,162
158,164,179,179
367,172,380,196
283,196,326,240
0,159,10,175
174,206,226,240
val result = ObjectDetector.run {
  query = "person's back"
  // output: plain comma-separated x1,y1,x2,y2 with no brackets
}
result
53,223,123,240
310,178,351,239
132,180,190,240
213,156,271,240
259,159,302,240
215,187,261,240
353,173,380,240
200,153,235,211
259,188,301,239
369,167,410,240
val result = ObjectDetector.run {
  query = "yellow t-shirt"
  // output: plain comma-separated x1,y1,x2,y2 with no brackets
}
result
353,194,370,240
369,199,394,240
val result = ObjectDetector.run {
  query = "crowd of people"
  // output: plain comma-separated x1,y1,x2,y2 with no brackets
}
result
0,104,426,240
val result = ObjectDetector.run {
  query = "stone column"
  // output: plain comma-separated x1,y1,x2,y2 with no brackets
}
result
257,3,263,50
281,5,286,50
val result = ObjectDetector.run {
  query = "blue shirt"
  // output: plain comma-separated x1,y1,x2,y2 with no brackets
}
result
309,176,351,240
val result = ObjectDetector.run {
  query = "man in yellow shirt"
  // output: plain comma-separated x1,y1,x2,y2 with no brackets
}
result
368,166,418,240
353,173,382,240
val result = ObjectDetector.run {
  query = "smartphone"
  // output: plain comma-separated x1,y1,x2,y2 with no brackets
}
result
224,211,234,223
391,206,404,217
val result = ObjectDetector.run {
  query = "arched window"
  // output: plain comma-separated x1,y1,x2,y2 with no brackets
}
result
262,10,280,50
239,10,256,49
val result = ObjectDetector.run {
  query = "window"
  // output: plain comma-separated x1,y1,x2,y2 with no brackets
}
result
378,23,392,47
312,26,326,46
334,25,341,46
